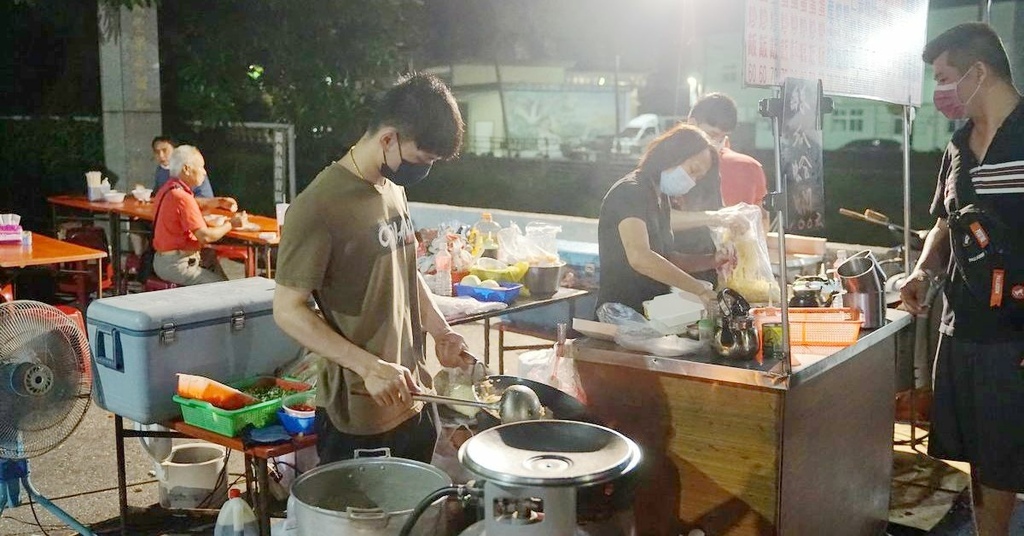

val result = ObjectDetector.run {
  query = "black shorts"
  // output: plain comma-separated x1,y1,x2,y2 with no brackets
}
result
929,334,1024,491
314,408,437,465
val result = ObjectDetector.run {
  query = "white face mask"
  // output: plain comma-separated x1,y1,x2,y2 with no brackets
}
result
659,165,697,197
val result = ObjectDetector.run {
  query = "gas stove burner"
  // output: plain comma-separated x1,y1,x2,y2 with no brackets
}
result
460,420,641,488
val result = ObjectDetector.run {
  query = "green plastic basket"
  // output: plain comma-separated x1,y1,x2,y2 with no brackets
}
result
173,376,311,437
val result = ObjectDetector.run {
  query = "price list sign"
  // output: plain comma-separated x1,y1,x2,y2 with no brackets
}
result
744,0,929,106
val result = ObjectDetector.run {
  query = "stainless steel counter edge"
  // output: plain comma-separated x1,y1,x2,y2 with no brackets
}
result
569,309,913,390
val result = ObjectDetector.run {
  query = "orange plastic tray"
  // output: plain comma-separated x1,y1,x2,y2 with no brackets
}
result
751,307,862,348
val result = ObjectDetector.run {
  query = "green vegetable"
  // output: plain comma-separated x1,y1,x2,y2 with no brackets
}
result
242,384,294,403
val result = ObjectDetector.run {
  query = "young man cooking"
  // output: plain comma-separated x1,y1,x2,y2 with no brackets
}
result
900,22,1024,535
273,73,473,464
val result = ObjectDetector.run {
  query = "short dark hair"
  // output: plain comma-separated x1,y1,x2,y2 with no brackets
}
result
368,72,465,160
922,22,1013,83
688,93,739,132
152,136,174,149
637,124,714,182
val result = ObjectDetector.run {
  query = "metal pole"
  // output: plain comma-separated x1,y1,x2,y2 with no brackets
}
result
903,106,914,280
614,54,622,153
772,88,792,376
287,124,297,202
979,0,992,22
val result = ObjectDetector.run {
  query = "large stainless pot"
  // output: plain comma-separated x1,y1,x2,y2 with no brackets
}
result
291,454,451,536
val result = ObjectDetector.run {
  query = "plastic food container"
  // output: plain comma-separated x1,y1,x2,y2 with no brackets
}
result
455,282,523,304
103,191,126,203
281,391,316,419
173,376,311,437
277,408,315,435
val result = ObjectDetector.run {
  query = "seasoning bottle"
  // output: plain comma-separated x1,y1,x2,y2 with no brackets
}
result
434,242,453,297
472,212,501,259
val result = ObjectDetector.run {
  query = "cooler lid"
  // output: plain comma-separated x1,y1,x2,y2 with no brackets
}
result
458,420,641,487
85,277,277,334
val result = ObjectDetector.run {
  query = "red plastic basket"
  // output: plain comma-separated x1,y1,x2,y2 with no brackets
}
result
751,307,862,347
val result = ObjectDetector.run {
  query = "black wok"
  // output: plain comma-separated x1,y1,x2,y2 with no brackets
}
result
473,375,596,427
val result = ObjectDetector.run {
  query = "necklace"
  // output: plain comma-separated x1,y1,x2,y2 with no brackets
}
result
349,148,367,181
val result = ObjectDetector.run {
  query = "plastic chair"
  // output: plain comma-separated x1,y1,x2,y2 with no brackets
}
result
57,226,114,307
143,276,179,292
211,244,255,276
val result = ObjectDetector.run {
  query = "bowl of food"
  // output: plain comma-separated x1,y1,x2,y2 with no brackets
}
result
103,191,126,203
204,214,227,227
281,391,316,419
131,188,153,202
277,407,315,435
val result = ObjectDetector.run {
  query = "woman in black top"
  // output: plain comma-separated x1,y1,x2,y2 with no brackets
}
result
597,124,726,313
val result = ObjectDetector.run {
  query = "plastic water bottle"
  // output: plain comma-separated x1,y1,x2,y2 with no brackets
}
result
434,246,453,297
214,488,258,536
472,212,501,259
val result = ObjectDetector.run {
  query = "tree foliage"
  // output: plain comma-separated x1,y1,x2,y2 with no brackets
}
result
159,0,423,143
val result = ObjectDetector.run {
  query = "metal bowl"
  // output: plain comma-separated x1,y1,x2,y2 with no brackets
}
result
524,262,565,298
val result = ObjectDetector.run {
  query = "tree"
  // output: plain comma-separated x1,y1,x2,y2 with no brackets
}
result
158,0,424,142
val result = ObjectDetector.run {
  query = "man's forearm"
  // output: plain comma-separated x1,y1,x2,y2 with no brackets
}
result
913,220,950,275
273,300,378,378
416,272,452,336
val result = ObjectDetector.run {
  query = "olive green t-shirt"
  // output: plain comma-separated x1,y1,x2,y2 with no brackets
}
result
275,162,428,435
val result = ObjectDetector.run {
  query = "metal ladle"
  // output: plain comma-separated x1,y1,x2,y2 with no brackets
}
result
414,384,543,423
356,384,543,423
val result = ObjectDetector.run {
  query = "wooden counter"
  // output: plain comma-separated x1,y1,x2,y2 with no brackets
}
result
570,309,912,535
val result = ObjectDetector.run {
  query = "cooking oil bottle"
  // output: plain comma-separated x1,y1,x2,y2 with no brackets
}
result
471,212,501,259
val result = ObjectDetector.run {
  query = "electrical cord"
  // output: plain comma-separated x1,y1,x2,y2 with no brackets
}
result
27,492,52,536
397,484,482,536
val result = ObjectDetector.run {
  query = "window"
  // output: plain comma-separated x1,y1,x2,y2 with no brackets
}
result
831,109,864,133
721,64,738,83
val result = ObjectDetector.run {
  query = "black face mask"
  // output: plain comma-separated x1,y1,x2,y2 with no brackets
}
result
380,134,433,187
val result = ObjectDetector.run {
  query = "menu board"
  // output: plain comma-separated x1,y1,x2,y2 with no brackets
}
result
744,0,929,105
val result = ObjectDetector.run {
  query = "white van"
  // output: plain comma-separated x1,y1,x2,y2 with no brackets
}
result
612,114,686,155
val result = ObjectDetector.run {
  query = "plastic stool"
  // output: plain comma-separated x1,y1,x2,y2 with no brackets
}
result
55,304,90,382
211,244,255,276
144,277,179,292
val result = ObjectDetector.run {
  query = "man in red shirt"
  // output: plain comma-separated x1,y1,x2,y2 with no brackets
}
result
152,145,237,285
688,93,769,208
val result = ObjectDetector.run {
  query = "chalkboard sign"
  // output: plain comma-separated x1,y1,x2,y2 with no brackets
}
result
744,0,929,106
781,78,825,232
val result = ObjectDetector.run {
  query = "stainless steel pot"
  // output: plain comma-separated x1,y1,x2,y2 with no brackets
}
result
291,454,452,536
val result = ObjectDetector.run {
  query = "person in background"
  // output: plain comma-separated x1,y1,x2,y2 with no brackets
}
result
688,93,769,208
901,22,1024,535
272,73,473,465
153,136,215,198
152,145,236,285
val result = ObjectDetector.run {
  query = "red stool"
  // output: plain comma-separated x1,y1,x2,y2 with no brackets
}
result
55,304,90,383
211,244,255,276
143,277,179,292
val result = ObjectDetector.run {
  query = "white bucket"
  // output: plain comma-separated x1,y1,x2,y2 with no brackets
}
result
157,443,228,509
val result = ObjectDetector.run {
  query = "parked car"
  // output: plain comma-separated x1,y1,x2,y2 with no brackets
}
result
837,138,902,153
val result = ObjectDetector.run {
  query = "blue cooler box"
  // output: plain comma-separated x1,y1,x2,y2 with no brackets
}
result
86,277,302,424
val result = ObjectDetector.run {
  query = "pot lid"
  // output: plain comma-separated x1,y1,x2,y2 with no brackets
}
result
458,420,641,487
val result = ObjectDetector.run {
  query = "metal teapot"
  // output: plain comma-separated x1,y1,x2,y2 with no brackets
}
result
712,288,759,360
789,276,838,308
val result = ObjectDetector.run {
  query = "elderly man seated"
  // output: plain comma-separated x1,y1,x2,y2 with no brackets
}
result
152,145,238,285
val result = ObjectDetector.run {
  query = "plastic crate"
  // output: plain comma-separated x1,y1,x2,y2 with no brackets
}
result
455,283,523,304
751,307,862,347
173,376,311,437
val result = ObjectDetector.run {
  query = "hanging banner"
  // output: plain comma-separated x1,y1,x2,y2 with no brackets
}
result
781,78,825,232
744,0,929,105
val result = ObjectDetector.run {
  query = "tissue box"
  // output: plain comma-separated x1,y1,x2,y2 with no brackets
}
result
0,225,23,243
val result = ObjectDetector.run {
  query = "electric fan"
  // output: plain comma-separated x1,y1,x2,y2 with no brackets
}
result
0,300,95,535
